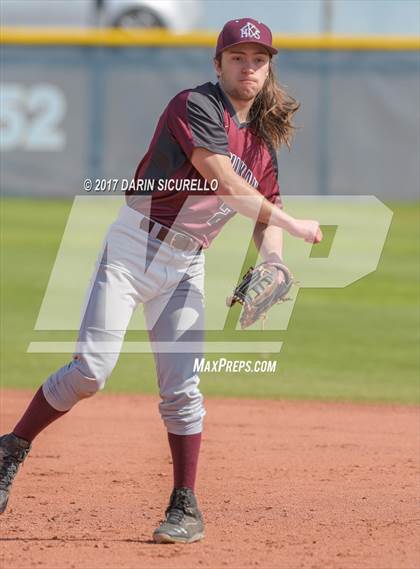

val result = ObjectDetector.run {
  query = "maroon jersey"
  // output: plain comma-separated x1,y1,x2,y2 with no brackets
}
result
126,82,282,249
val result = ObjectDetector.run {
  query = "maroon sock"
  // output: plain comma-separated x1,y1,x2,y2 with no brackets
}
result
167,432,202,492
13,386,69,443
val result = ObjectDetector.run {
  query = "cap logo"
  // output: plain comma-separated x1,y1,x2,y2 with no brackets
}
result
240,22,261,40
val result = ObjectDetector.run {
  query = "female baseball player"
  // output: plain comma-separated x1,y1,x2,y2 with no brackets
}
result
0,18,322,543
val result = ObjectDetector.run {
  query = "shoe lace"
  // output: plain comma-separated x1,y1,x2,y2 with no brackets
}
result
166,506,185,525
165,488,195,523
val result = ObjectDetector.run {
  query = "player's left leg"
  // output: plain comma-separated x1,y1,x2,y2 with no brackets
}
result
143,249,205,543
0,262,140,514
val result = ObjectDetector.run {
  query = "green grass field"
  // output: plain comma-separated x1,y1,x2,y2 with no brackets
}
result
1,198,419,404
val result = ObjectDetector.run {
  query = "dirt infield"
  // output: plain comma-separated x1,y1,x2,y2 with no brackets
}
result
1,390,419,569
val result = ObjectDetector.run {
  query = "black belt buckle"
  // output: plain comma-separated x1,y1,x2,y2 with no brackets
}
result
169,231,194,251
140,215,197,253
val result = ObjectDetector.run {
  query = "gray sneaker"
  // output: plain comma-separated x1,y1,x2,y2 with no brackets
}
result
0,433,31,514
153,487,204,544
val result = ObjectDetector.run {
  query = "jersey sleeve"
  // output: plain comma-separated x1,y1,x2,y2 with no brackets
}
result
258,145,283,209
166,90,230,158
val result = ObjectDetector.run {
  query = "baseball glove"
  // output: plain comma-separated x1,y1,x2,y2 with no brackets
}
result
226,262,294,329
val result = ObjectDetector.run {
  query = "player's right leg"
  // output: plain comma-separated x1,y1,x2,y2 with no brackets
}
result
1,227,140,514
143,248,206,543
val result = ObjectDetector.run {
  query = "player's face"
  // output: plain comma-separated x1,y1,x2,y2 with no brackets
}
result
215,44,271,102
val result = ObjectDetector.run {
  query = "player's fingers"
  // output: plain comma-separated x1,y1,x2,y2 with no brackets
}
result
314,227,323,243
276,271,286,284
303,225,322,244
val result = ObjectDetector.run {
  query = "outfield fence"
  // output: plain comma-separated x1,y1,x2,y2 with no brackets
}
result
0,29,419,199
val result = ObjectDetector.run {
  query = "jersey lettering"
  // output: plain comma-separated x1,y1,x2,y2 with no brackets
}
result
206,202,234,226
230,152,259,188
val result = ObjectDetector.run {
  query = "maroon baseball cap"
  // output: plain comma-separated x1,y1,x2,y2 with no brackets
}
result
215,18,277,57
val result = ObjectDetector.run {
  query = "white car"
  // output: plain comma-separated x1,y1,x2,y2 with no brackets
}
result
0,0,202,31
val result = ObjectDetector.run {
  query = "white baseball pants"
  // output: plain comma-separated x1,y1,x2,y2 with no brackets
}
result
43,205,206,435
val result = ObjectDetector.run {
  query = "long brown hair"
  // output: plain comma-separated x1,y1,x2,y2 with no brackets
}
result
248,63,300,150
216,54,300,150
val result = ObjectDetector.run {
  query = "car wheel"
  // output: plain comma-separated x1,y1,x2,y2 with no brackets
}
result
113,8,165,29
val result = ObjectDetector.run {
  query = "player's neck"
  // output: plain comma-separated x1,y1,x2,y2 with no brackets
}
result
229,99,254,123
218,82,254,123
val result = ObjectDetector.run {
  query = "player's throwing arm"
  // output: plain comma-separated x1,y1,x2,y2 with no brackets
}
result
191,149,323,244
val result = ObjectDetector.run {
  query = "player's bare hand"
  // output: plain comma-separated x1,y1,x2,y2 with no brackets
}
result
287,219,323,244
